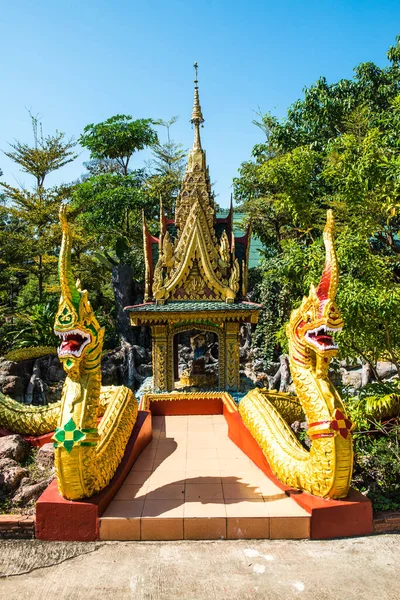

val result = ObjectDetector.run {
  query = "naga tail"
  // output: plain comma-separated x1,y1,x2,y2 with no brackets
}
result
0,393,60,436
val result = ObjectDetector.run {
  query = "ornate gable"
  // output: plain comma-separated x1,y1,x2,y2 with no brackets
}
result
153,199,236,303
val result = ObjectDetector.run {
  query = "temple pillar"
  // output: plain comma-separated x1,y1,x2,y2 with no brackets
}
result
225,322,240,391
151,325,170,392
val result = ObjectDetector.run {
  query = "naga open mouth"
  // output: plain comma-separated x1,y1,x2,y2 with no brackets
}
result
55,328,91,357
305,325,342,351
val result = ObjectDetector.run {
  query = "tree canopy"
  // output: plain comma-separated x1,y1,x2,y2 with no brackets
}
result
0,113,181,352
235,35,400,375
79,115,158,176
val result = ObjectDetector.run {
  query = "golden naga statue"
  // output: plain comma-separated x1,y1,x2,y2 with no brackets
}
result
51,205,137,499
240,210,354,499
0,206,138,501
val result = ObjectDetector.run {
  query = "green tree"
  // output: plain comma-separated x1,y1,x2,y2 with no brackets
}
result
79,114,158,176
74,115,159,351
0,116,77,304
234,35,400,376
144,117,187,216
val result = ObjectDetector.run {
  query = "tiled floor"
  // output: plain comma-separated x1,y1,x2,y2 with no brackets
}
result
100,415,310,540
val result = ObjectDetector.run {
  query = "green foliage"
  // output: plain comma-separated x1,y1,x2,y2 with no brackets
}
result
353,428,400,512
345,380,400,421
365,391,400,420
72,171,149,269
342,385,400,511
74,114,162,278
4,115,77,187
0,498,15,515
21,446,54,484
144,117,187,216
0,108,187,354
0,116,77,306
239,37,400,511
236,36,400,372
79,114,158,176
0,111,180,354
3,302,59,349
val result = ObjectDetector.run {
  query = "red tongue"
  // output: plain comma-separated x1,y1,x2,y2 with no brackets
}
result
61,335,83,353
317,335,333,346
65,340,81,352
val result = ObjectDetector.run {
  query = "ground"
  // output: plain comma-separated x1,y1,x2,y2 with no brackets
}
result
0,536,399,599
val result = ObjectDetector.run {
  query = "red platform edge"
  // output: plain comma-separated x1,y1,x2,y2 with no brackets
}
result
149,397,224,416
35,410,152,541
223,406,374,539
0,427,54,448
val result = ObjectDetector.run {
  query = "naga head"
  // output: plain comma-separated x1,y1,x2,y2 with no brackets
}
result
289,210,344,362
54,204,104,375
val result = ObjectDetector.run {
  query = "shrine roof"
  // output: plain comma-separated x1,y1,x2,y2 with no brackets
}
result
126,301,262,325
125,301,262,313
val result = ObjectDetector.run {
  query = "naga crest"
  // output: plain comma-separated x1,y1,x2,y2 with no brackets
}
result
289,210,344,358
54,205,104,374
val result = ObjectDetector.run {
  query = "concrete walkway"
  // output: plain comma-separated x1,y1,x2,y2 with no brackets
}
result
0,535,399,600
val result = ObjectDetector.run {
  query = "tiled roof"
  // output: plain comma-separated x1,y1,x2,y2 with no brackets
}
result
126,301,261,313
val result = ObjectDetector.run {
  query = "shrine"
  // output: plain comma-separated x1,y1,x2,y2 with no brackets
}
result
126,65,261,392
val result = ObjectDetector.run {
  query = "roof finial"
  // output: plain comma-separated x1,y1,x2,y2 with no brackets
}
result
191,62,204,149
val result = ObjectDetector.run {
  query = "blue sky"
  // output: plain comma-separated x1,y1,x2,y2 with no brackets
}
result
1,1,400,207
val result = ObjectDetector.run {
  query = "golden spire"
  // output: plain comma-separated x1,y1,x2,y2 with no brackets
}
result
191,62,204,150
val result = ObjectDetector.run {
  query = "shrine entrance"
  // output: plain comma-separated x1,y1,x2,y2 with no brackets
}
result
174,328,220,390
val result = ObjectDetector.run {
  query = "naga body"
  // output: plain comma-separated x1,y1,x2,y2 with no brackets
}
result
240,211,353,499
0,387,116,436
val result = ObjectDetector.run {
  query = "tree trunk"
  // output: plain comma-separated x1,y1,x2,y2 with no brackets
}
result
268,354,291,392
121,340,145,390
111,264,135,345
269,366,281,391
240,324,252,350
111,264,148,390
38,254,43,302
25,358,47,405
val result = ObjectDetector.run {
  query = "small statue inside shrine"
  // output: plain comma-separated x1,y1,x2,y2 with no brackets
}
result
179,331,218,388
191,333,207,360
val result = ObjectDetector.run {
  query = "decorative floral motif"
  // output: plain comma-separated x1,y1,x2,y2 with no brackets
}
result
330,409,353,439
53,418,86,453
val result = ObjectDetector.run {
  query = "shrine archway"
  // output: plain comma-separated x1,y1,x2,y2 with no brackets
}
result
170,323,225,390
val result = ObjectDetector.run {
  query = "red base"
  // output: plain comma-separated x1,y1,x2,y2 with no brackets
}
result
24,431,54,448
35,410,152,541
149,397,224,415
224,407,374,539
0,428,54,448
34,396,374,541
